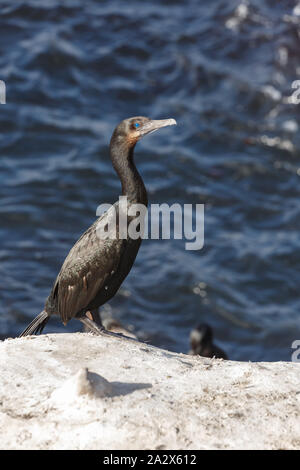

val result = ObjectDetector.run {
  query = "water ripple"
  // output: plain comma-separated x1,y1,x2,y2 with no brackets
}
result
0,0,299,361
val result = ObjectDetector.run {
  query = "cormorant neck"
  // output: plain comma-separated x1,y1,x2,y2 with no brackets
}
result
110,139,148,207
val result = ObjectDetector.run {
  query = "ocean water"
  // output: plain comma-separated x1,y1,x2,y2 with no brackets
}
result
0,0,300,361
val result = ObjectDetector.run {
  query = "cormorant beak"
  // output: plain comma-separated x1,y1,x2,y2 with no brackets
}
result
139,118,177,137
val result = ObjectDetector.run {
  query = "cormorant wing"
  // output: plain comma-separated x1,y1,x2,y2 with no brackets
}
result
52,207,125,324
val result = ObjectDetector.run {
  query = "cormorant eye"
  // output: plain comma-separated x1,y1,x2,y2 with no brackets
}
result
134,123,140,128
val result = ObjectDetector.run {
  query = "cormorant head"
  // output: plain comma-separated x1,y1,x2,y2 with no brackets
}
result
190,323,213,353
111,116,177,149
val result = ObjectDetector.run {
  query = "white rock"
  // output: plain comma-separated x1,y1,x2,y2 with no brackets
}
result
0,333,299,450
51,368,113,404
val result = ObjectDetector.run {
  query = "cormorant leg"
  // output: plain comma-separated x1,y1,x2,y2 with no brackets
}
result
80,315,105,335
89,309,103,327
81,309,103,334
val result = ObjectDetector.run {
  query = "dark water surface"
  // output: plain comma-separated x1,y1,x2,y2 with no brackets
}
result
1,0,300,361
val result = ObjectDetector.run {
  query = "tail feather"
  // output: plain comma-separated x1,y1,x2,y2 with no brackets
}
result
19,310,49,337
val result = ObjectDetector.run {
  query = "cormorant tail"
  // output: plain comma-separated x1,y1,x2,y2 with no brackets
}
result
19,310,49,337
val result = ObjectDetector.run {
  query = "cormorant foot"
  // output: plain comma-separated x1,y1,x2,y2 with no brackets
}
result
80,316,139,343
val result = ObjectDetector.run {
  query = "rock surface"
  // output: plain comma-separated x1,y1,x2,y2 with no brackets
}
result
0,333,299,450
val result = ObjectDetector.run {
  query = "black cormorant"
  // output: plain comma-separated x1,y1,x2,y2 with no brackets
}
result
20,116,176,337
189,323,228,359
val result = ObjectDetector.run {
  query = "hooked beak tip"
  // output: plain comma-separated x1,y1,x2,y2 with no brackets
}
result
156,118,177,128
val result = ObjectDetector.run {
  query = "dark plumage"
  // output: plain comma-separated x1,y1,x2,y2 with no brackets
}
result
20,116,176,337
189,323,228,360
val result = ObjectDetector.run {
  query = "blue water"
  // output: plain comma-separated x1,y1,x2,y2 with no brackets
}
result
0,0,300,361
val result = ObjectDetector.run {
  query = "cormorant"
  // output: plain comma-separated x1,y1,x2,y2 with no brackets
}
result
189,323,228,359
20,116,176,337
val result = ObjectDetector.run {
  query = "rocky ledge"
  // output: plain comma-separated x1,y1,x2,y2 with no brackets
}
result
0,333,299,449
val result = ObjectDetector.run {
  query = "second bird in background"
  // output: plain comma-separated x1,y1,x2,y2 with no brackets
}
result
189,323,228,360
